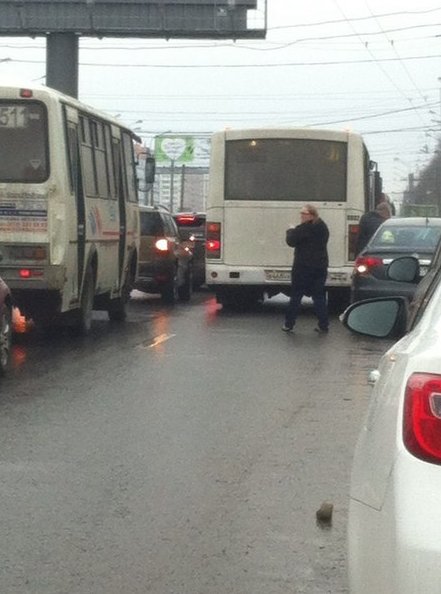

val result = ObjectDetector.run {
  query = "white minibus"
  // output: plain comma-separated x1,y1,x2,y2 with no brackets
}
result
206,127,377,311
0,85,148,332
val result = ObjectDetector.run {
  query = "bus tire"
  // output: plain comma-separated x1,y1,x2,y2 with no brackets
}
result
217,289,259,311
74,266,95,335
108,261,135,321
0,305,12,376
108,295,127,322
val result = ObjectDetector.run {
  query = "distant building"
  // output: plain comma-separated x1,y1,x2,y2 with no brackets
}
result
152,165,209,212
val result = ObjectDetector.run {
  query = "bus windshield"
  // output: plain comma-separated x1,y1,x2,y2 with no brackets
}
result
225,138,347,202
0,101,48,183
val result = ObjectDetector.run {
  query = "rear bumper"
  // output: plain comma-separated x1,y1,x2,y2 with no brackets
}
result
348,454,441,594
206,263,352,288
135,266,174,292
351,276,417,303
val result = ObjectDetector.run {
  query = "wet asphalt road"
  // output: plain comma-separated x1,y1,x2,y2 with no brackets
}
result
0,290,391,594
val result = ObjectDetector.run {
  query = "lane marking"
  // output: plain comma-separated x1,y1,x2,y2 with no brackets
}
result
138,333,176,349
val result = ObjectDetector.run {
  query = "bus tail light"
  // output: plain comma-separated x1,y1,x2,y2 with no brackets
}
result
348,224,359,261
206,222,221,258
353,255,382,275
403,373,441,464
19,268,44,278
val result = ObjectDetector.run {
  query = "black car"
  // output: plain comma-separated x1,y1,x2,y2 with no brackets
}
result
0,275,12,376
135,205,193,303
351,217,441,303
173,212,206,289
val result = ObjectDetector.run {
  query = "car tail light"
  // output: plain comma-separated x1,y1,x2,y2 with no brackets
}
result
354,255,383,275
175,214,203,226
154,238,169,252
206,222,221,258
403,373,441,464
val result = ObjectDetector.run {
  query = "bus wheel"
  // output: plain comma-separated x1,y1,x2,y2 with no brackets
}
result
108,267,133,321
0,305,12,376
75,267,95,335
216,289,260,311
108,297,127,322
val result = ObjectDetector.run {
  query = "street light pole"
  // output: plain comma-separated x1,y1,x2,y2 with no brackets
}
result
438,76,441,120
169,159,175,213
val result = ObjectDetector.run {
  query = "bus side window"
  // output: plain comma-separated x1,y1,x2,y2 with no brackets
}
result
122,132,137,203
104,125,116,200
79,115,98,197
66,126,78,194
112,138,124,200
93,120,110,199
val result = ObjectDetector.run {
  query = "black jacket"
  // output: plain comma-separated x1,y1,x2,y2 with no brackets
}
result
355,211,384,254
286,218,329,270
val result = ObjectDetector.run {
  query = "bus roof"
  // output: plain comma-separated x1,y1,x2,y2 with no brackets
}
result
0,84,142,142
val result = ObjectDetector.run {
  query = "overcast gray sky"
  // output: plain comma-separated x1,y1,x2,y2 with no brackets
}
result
1,0,440,203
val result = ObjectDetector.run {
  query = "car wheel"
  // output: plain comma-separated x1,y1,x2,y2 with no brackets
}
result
0,305,12,376
178,265,193,302
161,271,178,304
327,287,350,314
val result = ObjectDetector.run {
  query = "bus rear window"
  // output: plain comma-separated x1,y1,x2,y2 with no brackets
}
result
0,101,49,183
225,138,347,202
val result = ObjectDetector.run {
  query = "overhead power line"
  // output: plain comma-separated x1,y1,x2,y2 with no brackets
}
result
269,7,441,31
332,0,429,130
7,54,441,68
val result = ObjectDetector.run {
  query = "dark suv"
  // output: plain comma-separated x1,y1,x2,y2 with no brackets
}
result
135,205,193,303
173,212,206,289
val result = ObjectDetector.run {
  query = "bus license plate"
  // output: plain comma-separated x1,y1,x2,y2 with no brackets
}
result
265,270,290,282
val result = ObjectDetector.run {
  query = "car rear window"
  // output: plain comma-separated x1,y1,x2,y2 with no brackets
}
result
140,211,163,235
371,226,441,250
174,214,206,240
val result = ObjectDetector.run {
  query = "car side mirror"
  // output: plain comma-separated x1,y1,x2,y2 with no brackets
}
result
340,296,408,338
387,256,420,283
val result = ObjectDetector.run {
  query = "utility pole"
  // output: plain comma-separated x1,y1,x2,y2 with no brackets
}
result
169,160,175,213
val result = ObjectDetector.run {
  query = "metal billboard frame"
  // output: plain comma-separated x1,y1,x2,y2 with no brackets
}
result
0,1,266,39
0,0,267,96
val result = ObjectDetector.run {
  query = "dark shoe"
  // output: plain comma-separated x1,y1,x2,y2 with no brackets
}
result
282,324,294,333
314,326,329,334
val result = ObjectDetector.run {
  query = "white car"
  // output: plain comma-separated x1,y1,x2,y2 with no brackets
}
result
341,245,441,594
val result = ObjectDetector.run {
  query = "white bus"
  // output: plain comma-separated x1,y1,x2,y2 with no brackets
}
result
0,85,150,332
205,127,377,311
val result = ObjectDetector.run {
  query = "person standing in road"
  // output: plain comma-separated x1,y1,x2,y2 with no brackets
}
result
282,204,329,334
355,201,391,255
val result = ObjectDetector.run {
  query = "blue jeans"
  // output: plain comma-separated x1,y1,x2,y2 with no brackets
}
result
284,266,329,330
